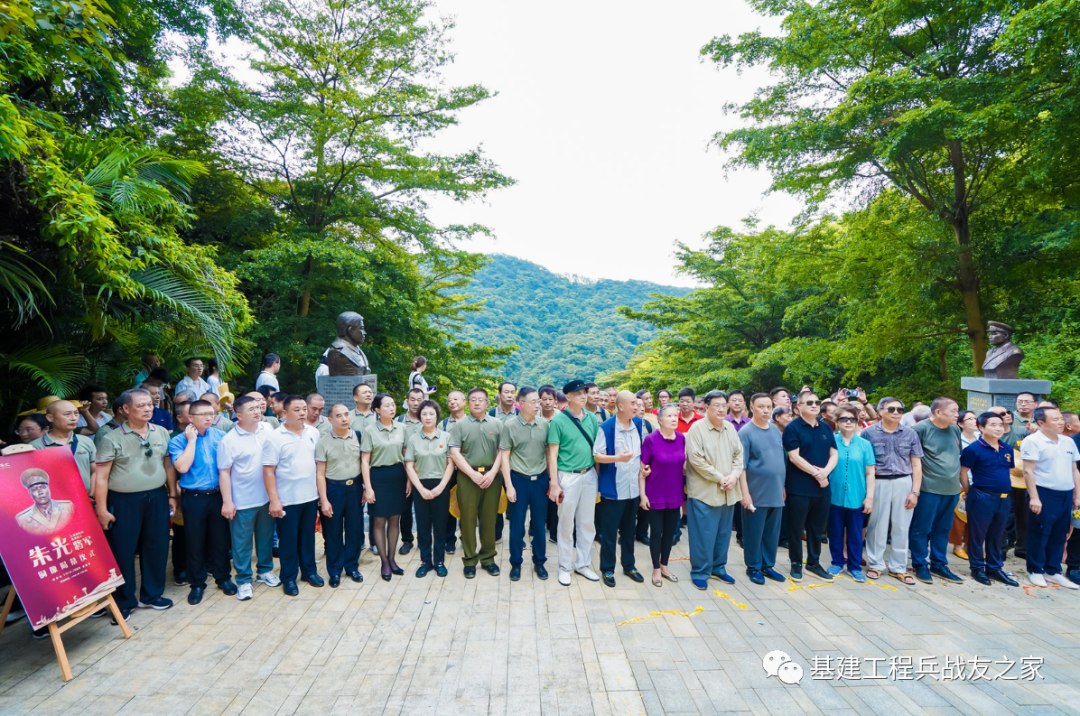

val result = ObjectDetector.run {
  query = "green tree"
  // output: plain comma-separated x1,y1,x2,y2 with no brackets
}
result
703,0,1080,374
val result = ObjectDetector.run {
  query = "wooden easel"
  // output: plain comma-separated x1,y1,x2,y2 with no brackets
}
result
0,586,131,681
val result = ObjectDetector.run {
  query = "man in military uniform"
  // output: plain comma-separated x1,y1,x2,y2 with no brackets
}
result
16,469,74,535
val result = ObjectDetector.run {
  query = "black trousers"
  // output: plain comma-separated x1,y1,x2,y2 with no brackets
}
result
180,488,232,589
276,499,318,583
785,493,830,568
413,478,451,566
636,506,650,540
107,487,170,610
1010,487,1028,552
323,479,365,576
400,490,415,543
648,508,680,569
733,502,743,541
597,497,638,573
171,523,187,580
1066,528,1080,571
445,473,459,546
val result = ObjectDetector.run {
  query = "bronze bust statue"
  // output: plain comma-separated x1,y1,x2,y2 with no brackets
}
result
982,321,1023,380
326,311,371,376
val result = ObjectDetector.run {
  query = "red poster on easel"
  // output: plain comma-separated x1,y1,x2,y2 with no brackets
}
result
0,449,123,630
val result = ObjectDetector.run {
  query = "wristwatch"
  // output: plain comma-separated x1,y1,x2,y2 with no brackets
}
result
910,490,920,496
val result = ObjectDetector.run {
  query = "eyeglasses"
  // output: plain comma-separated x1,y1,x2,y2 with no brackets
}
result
883,406,904,413
800,400,820,407
836,417,857,423
139,437,153,457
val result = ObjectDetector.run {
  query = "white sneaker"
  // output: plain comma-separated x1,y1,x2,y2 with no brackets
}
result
575,566,600,582
1049,573,1080,590
558,570,572,586
1029,573,1048,587
237,583,254,601
256,572,281,587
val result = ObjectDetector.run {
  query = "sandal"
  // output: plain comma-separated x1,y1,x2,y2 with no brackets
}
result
865,569,881,580
890,571,916,585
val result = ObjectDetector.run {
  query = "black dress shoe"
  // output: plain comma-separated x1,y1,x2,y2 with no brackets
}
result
389,563,404,576
972,570,992,586
381,571,392,582
464,565,477,579
416,563,432,578
349,570,364,583
329,574,341,588
399,542,413,556
483,563,500,576
535,564,549,580
218,580,238,596
602,572,616,588
187,587,205,605
988,568,1019,587
283,580,299,596
510,565,522,581
623,568,645,584
302,573,325,587
436,564,448,578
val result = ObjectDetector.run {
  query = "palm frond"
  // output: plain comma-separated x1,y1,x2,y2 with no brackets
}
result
0,344,85,397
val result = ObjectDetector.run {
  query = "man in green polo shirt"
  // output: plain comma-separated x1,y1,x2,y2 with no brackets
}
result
351,383,376,432
94,388,177,619
32,400,96,494
316,404,365,588
499,387,550,582
449,388,505,578
547,378,601,587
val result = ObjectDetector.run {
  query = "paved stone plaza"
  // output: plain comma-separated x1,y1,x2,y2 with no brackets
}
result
1,535,1079,716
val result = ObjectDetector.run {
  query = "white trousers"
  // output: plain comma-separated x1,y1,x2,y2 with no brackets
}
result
556,468,598,572
864,475,914,574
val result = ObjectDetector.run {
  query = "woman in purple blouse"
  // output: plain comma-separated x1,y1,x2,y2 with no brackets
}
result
640,403,686,587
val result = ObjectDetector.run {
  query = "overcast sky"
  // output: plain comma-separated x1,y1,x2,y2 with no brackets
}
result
422,0,804,286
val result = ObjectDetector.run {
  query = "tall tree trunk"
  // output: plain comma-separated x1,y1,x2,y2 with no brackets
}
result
296,254,314,343
938,345,950,384
953,221,986,375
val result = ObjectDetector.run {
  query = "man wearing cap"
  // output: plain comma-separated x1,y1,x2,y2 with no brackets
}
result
685,391,744,589
16,469,75,535
547,378,601,586
449,388,505,578
32,400,96,494
863,396,924,585
95,388,176,619
592,390,647,588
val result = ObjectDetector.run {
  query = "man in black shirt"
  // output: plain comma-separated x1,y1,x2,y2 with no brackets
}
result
782,390,838,582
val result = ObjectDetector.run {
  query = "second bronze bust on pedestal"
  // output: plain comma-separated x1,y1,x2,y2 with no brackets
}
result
327,311,371,376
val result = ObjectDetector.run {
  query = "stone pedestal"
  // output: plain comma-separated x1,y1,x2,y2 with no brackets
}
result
316,374,377,416
960,377,1051,412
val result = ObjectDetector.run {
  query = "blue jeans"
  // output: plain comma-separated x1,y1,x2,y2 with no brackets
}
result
908,492,959,570
231,503,275,584
507,471,549,566
742,506,781,571
687,498,734,581
1027,486,1072,575
967,488,1010,572
275,499,318,583
828,505,864,572
323,479,364,576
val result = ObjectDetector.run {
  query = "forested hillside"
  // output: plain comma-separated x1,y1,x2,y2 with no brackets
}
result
456,255,691,387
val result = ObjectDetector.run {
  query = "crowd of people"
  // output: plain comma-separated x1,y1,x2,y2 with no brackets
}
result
5,351,1080,635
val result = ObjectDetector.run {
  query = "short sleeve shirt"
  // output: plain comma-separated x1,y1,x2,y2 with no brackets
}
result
861,423,925,477
396,414,423,441
1020,430,1080,491
216,423,270,510
738,422,785,508
169,428,226,490
95,422,171,493
360,421,406,467
350,409,376,434
831,434,876,509
960,438,1014,494
547,410,599,472
255,371,279,392
449,415,503,467
782,416,835,497
262,424,320,506
500,415,550,476
32,433,96,493
405,429,451,481
315,430,362,481
175,375,211,399
593,420,642,500
913,420,962,495
210,414,234,434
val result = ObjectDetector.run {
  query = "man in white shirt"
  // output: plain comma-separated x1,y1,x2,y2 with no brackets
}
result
255,353,281,392
175,357,211,399
218,396,279,601
1021,406,1080,589
592,391,646,588
263,395,323,596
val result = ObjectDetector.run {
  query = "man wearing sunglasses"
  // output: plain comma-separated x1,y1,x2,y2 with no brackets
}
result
782,390,838,582
95,388,177,622
863,397,924,585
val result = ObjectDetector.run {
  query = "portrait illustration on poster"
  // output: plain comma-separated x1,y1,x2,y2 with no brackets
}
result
0,449,124,630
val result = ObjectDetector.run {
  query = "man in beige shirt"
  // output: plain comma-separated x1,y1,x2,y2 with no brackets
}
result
685,390,743,589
